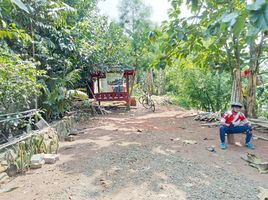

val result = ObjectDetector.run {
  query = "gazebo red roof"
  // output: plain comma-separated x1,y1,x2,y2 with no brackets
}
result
90,69,135,78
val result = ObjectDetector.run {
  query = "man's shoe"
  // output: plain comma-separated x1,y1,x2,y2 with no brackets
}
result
245,143,254,149
220,143,226,150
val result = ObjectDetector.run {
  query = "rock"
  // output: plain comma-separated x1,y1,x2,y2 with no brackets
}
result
65,135,75,142
41,127,59,154
55,154,60,161
235,142,242,147
31,154,45,164
206,146,216,152
53,115,79,141
241,153,268,174
183,140,197,145
43,154,59,164
258,187,268,200
170,138,180,141
30,154,46,169
30,160,45,169
6,164,17,177
44,157,56,164
1,161,8,166
0,165,7,173
69,129,78,136
4,149,17,164
100,178,110,188
0,172,9,184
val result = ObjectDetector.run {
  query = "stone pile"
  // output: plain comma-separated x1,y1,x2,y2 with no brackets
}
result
30,153,60,169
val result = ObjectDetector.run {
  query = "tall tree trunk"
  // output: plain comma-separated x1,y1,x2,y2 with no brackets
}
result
215,71,221,111
231,66,243,103
127,55,138,110
228,37,243,144
231,37,243,104
145,68,154,95
158,69,165,95
247,69,257,117
246,35,264,118
228,66,242,144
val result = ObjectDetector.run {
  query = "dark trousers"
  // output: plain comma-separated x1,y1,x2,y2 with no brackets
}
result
219,125,252,143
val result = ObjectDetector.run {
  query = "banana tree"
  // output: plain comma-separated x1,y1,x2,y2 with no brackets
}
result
163,0,267,116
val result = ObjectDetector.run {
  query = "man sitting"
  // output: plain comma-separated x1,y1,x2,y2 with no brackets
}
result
219,102,254,150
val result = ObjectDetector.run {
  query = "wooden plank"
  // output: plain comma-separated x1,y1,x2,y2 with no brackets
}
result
249,118,268,123
254,135,268,142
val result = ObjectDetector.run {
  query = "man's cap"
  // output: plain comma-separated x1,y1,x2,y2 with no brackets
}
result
231,102,243,108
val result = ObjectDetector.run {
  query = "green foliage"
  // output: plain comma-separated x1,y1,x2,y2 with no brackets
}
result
15,141,31,172
1,0,131,120
41,70,80,120
66,90,88,101
257,82,268,117
29,136,46,155
153,0,268,115
166,68,231,111
0,46,44,114
247,0,268,31
6,135,46,173
0,46,43,137
10,0,30,14
0,21,31,40
1,0,265,118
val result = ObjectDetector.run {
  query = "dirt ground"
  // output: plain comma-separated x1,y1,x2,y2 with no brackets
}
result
1,105,268,200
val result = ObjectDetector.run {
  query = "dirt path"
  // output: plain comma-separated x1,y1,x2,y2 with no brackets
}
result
1,106,268,200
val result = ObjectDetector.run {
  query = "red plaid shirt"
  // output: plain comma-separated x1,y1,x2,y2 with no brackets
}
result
220,111,249,126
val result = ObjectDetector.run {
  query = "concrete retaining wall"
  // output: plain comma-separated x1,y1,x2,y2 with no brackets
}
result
51,114,80,141
0,113,81,182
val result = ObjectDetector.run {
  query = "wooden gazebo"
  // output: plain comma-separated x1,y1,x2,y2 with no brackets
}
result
89,66,135,104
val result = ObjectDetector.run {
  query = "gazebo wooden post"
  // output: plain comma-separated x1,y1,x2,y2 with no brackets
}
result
125,73,130,109
126,74,129,94
97,76,101,105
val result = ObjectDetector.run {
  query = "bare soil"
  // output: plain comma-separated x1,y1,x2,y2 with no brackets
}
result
1,106,268,200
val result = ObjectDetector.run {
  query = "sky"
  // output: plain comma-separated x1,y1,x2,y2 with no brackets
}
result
98,0,191,24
